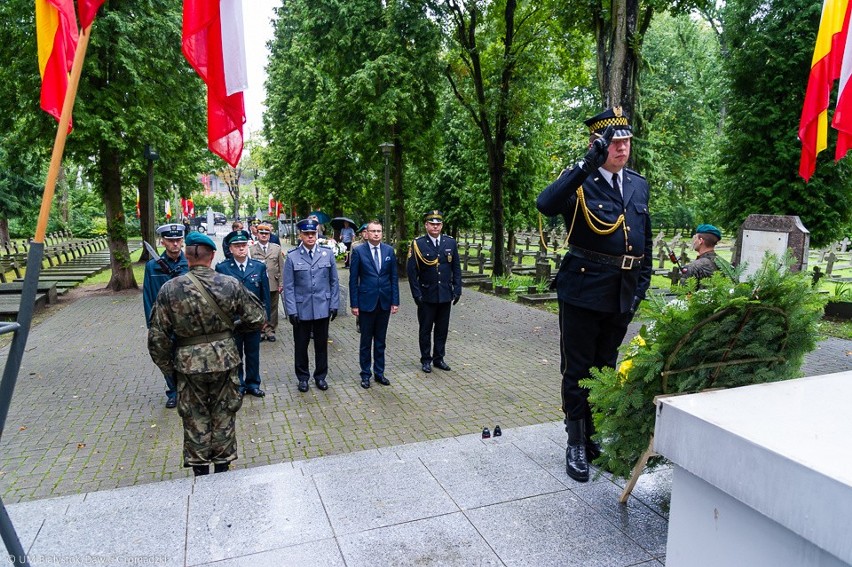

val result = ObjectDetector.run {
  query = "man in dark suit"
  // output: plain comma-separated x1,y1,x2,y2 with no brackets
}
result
349,220,400,389
215,229,271,397
407,210,462,373
536,107,652,483
282,218,340,393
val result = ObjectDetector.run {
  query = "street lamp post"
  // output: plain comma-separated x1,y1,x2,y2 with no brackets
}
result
379,142,394,241
143,144,159,260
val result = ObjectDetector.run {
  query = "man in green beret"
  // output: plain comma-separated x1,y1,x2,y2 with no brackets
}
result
680,224,722,285
148,231,266,476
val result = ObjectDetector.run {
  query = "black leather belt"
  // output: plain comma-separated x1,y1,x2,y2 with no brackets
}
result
176,331,234,347
568,245,644,270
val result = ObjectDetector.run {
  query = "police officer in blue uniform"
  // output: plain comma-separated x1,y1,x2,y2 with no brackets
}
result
282,219,340,393
407,210,462,373
536,107,652,482
215,229,271,397
143,224,190,408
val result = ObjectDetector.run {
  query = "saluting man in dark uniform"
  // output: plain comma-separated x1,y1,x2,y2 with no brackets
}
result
536,107,652,482
143,223,189,408
216,229,271,398
407,210,462,373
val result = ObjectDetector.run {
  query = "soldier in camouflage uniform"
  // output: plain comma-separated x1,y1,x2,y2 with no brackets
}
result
680,224,721,286
147,231,265,476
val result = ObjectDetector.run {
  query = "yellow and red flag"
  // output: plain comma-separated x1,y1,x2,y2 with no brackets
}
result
799,0,852,181
182,0,247,168
36,0,78,126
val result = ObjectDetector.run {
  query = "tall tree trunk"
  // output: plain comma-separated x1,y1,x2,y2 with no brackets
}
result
0,218,9,245
100,144,138,291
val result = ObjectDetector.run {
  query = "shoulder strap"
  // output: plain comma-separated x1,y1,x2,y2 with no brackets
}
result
185,271,234,330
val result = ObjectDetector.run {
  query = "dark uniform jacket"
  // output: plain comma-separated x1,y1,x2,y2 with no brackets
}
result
407,235,462,304
142,252,189,327
215,257,271,320
147,266,265,376
536,165,652,314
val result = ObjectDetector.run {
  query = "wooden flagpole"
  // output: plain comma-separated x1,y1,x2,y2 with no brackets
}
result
0,23,95,567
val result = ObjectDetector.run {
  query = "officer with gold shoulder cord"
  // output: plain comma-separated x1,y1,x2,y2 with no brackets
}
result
536,107,652,482
407,210,462,374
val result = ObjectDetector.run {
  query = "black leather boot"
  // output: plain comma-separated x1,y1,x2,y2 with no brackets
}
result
192,465,209,477
565,419,589,482
213,462,230,474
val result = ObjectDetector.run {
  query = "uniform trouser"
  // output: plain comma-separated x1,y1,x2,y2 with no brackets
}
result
417,301,452,364
176,368,243,467
235,330,261,391
558,301,633,421
164,373,176,400
265,290,280,336
293,317,330,382
358,308,391,379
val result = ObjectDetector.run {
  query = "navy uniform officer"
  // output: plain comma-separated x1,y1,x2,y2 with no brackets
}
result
282,218,340,393
407,210,462,373
143,223,190,408
536,107,652,482
215,229,271,397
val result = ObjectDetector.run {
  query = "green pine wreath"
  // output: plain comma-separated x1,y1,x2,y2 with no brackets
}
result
582,252,828,479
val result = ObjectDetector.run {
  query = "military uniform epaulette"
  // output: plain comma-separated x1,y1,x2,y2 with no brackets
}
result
624,167,645,180
288,246,300,254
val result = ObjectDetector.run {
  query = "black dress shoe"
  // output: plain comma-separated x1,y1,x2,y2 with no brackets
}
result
267,335,276,342
298,380,309,393
213,462,230,473
165,397,177,409
246,387,265,398
421,362,432,373
260,335,267,342
374,375,390,386
360,378,371,389
316,378,328,390
433,360,451,371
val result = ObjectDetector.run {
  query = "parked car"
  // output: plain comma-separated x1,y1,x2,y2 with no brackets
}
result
213,212,227,225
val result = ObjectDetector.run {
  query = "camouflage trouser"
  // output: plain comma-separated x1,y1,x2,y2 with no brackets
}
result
176,368,244,467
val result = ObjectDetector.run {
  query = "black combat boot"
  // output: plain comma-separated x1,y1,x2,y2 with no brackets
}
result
565,419,589,482
192,465,209,477
213,462,230,474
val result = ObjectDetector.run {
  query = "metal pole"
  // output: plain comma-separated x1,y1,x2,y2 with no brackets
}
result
383,155,391,241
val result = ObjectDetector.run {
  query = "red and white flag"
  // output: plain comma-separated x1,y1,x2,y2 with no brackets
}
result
182,0,247,168
77,0,106,29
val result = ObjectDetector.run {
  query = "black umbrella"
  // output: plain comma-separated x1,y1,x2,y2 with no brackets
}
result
330,216,357,230
308,210,331,225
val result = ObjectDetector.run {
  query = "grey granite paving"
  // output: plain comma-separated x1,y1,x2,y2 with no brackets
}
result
0,234,849,565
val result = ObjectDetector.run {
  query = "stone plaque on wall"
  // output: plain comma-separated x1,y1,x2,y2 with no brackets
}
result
733,215,809,279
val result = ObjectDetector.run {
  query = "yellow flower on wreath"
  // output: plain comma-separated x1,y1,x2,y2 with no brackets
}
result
617,335,646,384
